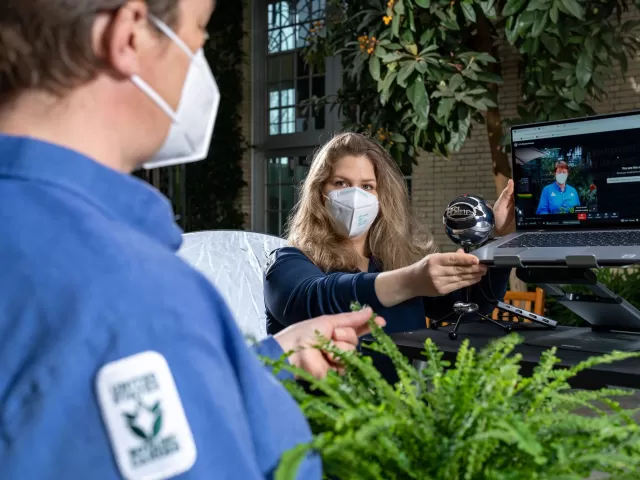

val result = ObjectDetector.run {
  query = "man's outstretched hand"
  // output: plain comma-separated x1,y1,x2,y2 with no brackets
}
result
273,307,386,379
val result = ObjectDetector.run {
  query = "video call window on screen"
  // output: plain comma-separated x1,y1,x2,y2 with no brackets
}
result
511,113,640,229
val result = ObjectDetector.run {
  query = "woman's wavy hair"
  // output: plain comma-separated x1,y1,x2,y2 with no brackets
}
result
286,132,437,272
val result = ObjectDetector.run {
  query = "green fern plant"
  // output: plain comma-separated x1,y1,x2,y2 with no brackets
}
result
264,303,640,480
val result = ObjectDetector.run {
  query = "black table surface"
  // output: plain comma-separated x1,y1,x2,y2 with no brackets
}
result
391,323,640,390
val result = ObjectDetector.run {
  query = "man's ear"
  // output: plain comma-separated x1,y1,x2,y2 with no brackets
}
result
92,2,151,79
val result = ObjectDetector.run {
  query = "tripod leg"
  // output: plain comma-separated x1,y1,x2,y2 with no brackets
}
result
430,311,456,330
476,312,513,334
448,313,465,340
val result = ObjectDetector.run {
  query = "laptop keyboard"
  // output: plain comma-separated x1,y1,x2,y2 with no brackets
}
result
499,231,640,248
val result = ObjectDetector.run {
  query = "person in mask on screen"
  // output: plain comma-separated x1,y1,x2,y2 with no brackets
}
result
263,133,514,378
0,1,386,479
536,160,581,214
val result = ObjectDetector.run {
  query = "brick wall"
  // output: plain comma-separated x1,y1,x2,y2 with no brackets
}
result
239,4,253,230
412,10,640,252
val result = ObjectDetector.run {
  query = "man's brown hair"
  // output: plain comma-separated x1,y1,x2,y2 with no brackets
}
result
0,0,179,103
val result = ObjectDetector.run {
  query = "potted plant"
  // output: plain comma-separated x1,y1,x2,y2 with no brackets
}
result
264,303,640,480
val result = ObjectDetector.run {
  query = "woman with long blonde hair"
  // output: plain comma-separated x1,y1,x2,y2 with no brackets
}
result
265,132,515,335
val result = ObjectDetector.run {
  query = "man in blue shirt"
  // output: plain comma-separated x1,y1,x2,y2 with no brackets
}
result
0,1,384,479
536,160,581,214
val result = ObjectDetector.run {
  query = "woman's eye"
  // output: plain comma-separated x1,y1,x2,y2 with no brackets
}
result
362,185,374,190
335,181,348,187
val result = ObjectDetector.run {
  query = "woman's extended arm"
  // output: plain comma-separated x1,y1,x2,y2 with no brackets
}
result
264,247,493,328
264,247,385,327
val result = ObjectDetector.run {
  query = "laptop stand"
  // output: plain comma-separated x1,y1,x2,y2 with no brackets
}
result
493,253,640,353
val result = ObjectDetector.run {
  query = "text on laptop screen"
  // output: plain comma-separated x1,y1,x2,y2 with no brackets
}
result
511,112,640,230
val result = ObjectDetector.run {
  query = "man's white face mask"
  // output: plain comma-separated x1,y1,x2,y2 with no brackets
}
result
131,15,220,169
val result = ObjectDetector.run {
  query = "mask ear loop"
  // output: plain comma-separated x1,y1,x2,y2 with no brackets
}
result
130,15,196,122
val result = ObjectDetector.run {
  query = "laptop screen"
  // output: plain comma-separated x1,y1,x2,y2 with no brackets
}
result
511,111,640,231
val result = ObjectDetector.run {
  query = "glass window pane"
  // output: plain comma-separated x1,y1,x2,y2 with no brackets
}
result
267,157,282,183
266,156,312,236
283,89,295,106
269,109,280,134
269,91,280,108
267,185,280,211
266,0,327,137
297,78,310,103
267,54,294,84
296,0,310,22
282,119,295,134
281,108,293,124
281,185,295,214
312,0,325,18
311,76,325,97
267,210,281,236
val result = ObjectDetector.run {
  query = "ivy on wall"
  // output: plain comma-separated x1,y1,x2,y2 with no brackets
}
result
136,0,248,232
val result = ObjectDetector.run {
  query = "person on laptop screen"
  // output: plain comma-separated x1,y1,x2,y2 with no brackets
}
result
536,160,581,214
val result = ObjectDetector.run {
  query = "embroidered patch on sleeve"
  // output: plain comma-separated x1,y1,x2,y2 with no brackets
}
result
96,351,197,480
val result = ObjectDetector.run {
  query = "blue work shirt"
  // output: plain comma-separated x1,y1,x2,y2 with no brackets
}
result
536,182,580,214
0,135,320,480
264,247,510,335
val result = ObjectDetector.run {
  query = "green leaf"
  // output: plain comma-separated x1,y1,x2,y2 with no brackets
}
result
369,55,381,81
407,76,430,120
592,71,605,90
550,4,559,23
585,36,596,56
526,0,549,10
565,100,581,111
479,0,498,18
405,43,418,56
503,0,527,16
419,29,435,46
531,11,548,38
540,34,560,57
560,0,584,19
380,71,398,104
390,133,407,143
576,51,593,88
391,12,401,38
573,85,586,104
414,0,431,7
131,426,148,441
397,62,416,87
618,52,629,76
475,71,504,84
393,0,405,15
437,98,456,119
152,414,163,437
275,444,312,480
415,60,428,74
461,3,477,22
449,73,464,91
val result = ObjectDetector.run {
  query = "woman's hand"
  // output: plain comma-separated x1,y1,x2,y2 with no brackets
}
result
415,249,488,297
493,179,516,237
274,307,386,379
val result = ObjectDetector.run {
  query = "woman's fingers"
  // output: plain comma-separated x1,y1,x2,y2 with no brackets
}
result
433,263,487,277
444,251,480,266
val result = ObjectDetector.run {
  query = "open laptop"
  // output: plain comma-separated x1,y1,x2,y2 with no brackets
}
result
473,110,640,267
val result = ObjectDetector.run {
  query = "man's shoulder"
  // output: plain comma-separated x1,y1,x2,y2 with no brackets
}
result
0,210,226,334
